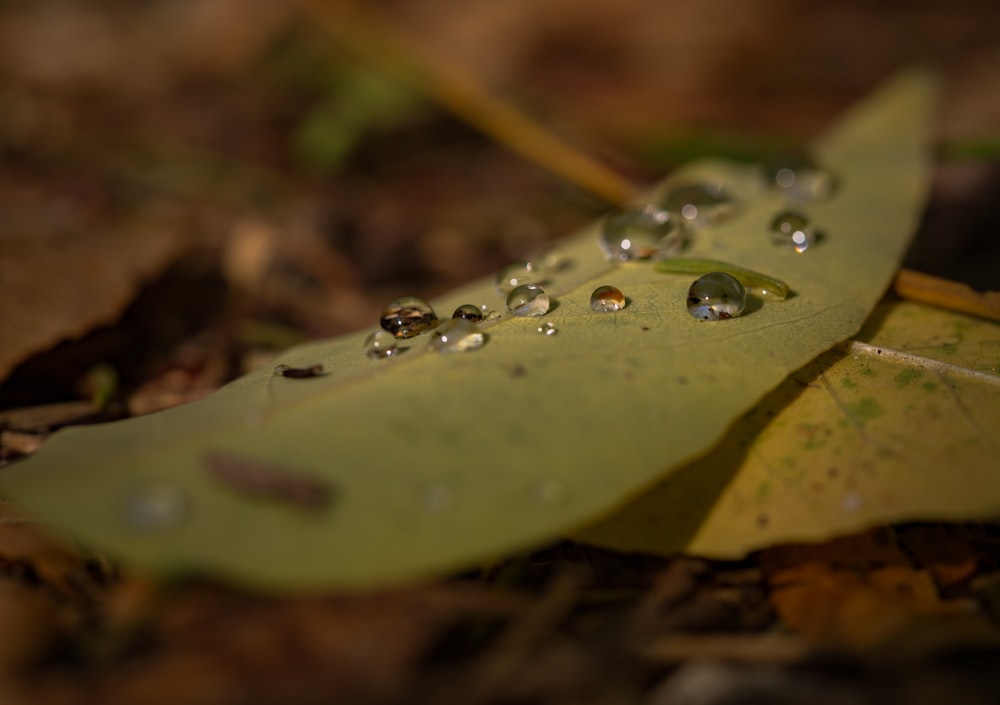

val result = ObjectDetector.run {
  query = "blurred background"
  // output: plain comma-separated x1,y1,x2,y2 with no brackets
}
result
2,0,1000,412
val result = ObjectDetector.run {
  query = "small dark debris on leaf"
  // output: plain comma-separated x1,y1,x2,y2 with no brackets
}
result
273,363,325,379
202,452,334,513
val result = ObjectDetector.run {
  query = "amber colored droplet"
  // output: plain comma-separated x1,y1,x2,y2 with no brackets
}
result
590,285,626,312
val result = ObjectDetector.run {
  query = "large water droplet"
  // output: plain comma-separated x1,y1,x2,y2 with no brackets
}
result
590,285,626,312
364,330,399,359
599,205,684,261
452,304,484,322
429,319,486,353
661,183,735,227
687,272,746,321
380,296,438,338
537,322,558,336
764,154,837,202
506,284,550,317
769,209,817,253
125,482,190,531
495,261,540,295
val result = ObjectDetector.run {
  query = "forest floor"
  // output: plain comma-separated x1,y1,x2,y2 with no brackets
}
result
2,2,1000,703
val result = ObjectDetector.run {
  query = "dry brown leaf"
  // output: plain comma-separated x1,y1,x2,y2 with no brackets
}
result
0,210,190,384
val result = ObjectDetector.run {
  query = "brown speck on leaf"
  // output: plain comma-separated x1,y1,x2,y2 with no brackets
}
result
202,452,334,513
274,363,325,379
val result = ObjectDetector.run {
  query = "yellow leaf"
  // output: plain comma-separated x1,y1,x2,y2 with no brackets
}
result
575,299,1000,556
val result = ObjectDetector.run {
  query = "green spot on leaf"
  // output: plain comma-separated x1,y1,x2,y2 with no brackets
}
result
846,397,884,424
894,368,924,388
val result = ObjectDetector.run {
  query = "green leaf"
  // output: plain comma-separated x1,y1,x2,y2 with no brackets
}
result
0,72,937,591
574,298,1000,556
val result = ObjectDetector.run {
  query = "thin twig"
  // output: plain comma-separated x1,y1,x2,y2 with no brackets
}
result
893,269,1000,322
294,0,634,206
296,1,998,320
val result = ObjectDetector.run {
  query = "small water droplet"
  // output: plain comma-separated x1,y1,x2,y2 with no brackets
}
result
590,285,626,312
764,154,837,202
599,205,685,261
506,284,550,317
532,479,569,506
418,483,454,513
495,261,540,294
541,251,572,272
661,183,736,227
485,310,502,321
379,296,438,338
686,272,746,321
364,330,399,359
125,482,190,531
842,492,863,513
769,209,817,253
429,319,486,353
273,364,290,376
452,303,484,322
537,322,558,336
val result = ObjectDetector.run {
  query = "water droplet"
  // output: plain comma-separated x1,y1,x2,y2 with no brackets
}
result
364,330,399,359
452,303,484,322
379,296,438,338
506,284,550,317
485,310,502,321
532,479,569,506
764,154,837,202
769,209,817,253
686,272,746,321
590,285,626,312
842,492,863,513
495,261,540,294
429,319,486,354
661,183,736,227
418,483,454,513
599,205,685,261
537,322,558,336
541,251,572,272
125,482,190,531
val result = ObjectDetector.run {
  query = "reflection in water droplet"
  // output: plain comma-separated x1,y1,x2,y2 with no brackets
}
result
452,304,484,322
532,479,569,506
590,285,626,312
599,205,684,261
686,272,746,321
364,330,399,359
273,364,290,377
495,261,540,294
125,482,190,531
429,319,486,353
418,483,455,513
379,296,438,338
506,284,550,317
764,154,836,202
661,183,736,227
537,322,558,336
769,209,817,253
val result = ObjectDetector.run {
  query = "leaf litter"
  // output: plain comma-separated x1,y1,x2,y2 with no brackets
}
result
0,72,939,590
